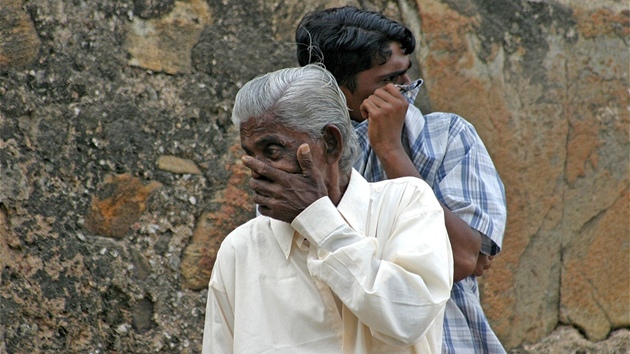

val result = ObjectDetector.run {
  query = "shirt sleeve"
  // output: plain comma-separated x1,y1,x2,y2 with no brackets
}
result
435,115,507,255
202,246,235,354
291,189,453,346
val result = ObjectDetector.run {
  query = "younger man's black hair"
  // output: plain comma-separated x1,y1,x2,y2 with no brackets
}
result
296,6,416,92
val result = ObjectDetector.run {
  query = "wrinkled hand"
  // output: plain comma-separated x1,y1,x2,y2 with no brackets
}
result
473,253,494,277
242,144,328,223
359,84,408,156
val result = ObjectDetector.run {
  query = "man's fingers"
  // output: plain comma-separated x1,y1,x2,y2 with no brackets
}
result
361,87,406,118
381,83,405,97
248,178,271,196
296,144,313,177
252,193,271,209
360,99,381,119
370,84,403,102
360,101,371,120
242,156,280,181
368,95,388,109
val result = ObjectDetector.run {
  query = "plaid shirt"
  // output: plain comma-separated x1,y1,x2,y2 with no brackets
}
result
353,99,507,352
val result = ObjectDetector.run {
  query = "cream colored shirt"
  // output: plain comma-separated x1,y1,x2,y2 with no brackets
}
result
202,170,453,353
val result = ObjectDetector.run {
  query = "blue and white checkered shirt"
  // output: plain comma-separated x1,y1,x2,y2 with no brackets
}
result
353,94,507,352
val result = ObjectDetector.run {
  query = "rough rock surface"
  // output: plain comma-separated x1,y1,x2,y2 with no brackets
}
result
0,0,627,352
0,0,41,72
413,0,629,347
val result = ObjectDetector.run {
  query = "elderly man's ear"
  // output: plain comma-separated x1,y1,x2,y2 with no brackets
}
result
322,124,343,165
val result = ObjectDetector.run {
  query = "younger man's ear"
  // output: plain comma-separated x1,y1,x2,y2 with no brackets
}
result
322,125,343,164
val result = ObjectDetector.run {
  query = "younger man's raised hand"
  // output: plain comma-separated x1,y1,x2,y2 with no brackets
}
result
359,84,408,157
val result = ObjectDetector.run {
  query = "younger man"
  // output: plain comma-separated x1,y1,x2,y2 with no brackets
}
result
296,6,508,353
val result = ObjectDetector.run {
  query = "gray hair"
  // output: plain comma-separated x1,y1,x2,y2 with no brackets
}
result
232,64,358,175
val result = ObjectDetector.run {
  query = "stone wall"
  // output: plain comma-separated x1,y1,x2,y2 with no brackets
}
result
0,0,627,352
412,0,629,348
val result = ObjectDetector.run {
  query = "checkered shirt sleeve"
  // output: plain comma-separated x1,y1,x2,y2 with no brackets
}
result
352,105,506,254
352,104,508,352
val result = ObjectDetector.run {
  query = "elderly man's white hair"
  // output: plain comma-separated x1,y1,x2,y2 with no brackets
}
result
232,64,359,175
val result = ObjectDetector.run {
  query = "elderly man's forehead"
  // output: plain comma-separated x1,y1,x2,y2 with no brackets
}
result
240,114,276,133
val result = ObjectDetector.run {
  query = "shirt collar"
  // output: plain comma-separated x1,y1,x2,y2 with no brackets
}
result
270,218,295,259
335,169,370,236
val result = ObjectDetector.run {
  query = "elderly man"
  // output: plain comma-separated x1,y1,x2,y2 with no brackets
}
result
202,65,453,353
